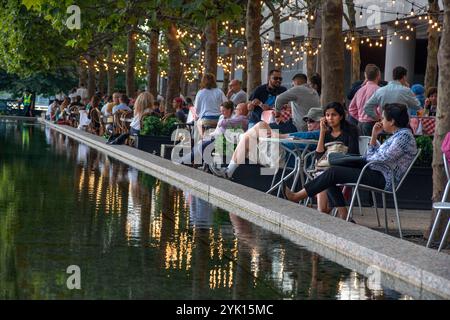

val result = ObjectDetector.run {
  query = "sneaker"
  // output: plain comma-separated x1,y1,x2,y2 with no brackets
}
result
209,165,229,179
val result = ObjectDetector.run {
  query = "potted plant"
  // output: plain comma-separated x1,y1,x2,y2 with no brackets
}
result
136,115,178,155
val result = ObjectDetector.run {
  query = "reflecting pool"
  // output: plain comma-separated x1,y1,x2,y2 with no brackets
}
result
0,120,410,299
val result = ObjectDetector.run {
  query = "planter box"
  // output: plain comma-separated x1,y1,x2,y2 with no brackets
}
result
136,135,173,156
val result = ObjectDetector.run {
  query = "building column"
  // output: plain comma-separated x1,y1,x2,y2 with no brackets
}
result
384,26,416,83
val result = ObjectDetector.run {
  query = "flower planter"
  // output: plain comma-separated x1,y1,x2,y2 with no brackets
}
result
136,135,173,156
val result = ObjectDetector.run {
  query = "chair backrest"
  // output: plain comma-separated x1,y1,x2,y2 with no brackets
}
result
358,136,371,156
261,110,274,124
396,148,422,191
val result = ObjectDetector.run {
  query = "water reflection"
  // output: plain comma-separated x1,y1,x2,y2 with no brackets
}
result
0,121,411,299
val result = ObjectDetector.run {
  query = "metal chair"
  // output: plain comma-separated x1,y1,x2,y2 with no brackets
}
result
427,153,450,251
344,149,422,239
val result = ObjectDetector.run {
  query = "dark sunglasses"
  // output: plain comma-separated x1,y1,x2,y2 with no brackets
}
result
306,119,316,123
272,77,283,81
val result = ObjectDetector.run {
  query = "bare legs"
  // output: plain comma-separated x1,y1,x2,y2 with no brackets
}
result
285,187,349,220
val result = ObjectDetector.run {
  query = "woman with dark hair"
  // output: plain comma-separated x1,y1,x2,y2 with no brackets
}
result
285,103,417,221
307,102,359,213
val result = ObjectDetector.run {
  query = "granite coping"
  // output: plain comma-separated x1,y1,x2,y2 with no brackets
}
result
0,115,37,121
39,119,450,299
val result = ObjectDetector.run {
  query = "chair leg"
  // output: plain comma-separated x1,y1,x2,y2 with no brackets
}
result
438,219,450,252
382,193,388,233
371,192,381,227
346,186,359,222
356,190,363,216
427,209,443,248
331,208,338,217
392,191,403,239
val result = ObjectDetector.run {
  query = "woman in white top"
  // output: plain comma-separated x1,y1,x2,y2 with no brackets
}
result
130,91,154,135
194,73,227,137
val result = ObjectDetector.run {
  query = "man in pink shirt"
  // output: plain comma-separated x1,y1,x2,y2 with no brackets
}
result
348,64,381,136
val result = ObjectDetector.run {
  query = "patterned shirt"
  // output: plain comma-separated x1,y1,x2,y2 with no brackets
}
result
365,128,417,191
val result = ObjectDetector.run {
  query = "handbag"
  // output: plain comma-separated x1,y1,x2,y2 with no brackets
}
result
315,141,349,169
328,153,367,169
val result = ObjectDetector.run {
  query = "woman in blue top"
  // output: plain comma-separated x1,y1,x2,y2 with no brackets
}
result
285,103,417,221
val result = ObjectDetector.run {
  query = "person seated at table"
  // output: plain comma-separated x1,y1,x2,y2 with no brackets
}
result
102,92,120,117
56,97,70,122
424,87,437,116
87,95,102,134
46,99,60,121
174,97,187,124
129,92,154,135
210,106,326,180
177,101,248,166
68,95,84,112
112,94,132,114
284,103,417,221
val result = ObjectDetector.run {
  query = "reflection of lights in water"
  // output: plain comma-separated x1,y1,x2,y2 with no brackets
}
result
125,185,141,245
209,265,233,290
271,247,294,294
217,231,224,260
95,176,103,215
163,232,193,271
78,167,85,199
337,272,370,300
149,192,162,244
251,248,260,285
209,228,215,259
88,172,95,195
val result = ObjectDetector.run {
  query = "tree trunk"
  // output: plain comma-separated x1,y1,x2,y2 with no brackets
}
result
98,57,106,95
425,0,440,90
346,0,361,84
245,0,262,95
428,0,450,241
204,19,218,77
147,28,159,98
321,0,345,105
107,46,115,96
197,34,207,88
165,23,182,113
306,10,320,80
241,43,248,92
86,55,96,98
273,9,282,69
79,58,87,87
351,36,361,83
126,26,137,98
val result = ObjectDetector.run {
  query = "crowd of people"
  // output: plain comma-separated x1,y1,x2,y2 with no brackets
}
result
43,63,446,222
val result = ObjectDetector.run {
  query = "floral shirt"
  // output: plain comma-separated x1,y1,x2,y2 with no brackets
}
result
365,128,417,191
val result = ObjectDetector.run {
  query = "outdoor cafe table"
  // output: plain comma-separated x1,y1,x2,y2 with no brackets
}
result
260,137,318,197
